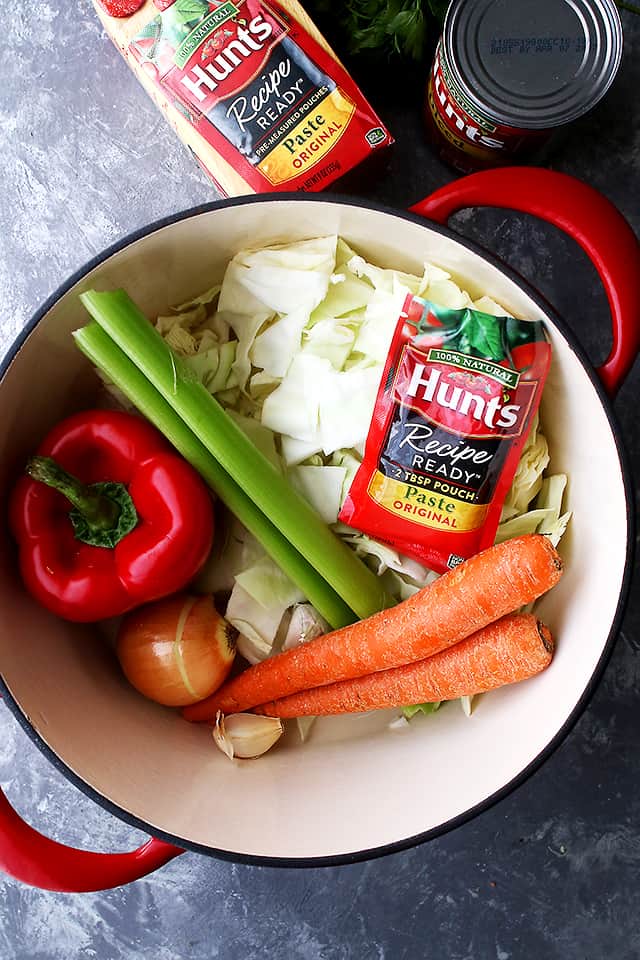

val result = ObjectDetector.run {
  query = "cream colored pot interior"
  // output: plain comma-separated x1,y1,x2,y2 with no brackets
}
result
0,200,628,860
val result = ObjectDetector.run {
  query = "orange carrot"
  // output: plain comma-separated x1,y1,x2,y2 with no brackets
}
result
183,534,562,722
254,613,554,717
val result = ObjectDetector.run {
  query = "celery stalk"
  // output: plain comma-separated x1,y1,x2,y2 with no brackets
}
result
79,290,391,620
73,322,357,629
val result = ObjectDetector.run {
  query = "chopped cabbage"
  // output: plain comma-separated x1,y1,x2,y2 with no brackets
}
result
535,474,572,548
195,517,266,595
164,324,198,356
281,434,324,467
173,284,222,312
460,695,475,717
473,295,513,318
222,308,272,393
251,307,311,378
318,364,382,454
302,317,359,370
155,302,207,336
296,717,316,742
501,413,550,520
495,508,556,544
235,556,304,612
183,340,237,395
225,583,285,665
401,702,442,720
220,236,336,316
308,271,373,327
423,278,472,309
226,410,282,474
330,449,362,502
288,465,346,525
248,370,280,402
227,557,305,662
352,288,407,363
261,353,329,442
282,604,329,652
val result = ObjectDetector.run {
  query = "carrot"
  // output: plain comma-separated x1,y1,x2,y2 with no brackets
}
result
183,534,562,722
254,614,554,717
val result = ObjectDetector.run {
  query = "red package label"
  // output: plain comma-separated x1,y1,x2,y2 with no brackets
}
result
339,295,552,573
129,0,393,192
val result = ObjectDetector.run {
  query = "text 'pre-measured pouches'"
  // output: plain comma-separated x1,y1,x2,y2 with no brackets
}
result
339,295,551,573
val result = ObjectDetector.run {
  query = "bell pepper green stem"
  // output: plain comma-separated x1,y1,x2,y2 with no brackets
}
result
27,456,119,528
25,455,138,549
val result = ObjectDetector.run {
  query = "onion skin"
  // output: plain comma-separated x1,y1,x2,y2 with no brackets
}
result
117,594,237,706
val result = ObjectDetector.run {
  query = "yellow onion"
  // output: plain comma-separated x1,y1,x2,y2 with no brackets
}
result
117,594,237,707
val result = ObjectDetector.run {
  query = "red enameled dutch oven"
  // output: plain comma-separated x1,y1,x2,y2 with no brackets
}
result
0,168,638,892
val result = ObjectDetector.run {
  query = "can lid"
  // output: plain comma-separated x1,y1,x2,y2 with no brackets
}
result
444,0,623,130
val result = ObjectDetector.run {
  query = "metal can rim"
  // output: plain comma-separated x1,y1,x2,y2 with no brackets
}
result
443,0,623,131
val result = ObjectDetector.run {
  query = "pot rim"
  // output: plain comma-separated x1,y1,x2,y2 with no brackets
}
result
0,192,635,868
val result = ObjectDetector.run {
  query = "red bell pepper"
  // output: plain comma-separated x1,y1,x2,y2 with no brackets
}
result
9,410,214,623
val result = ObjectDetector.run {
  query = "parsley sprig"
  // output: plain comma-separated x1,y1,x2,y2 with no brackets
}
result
310,0,447,62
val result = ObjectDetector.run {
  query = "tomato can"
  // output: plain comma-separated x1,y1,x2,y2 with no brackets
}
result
425,0,623,173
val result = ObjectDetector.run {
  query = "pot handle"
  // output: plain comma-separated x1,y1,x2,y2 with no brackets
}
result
410,167,640,395
0,783,184,892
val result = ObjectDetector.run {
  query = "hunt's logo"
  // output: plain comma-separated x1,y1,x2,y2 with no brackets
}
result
431,46,506,151
395,346,537,439
130,2,286,114
177,13,277,103
165,9,285,113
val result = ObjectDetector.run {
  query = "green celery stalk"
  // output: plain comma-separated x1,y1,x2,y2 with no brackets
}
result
74,321,358,629
80,289,391,621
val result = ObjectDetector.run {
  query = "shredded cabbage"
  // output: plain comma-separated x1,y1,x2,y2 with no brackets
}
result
401,702,442,720
288,465,346,525
282,604,329,651
228,557,305,663
501,413,550,521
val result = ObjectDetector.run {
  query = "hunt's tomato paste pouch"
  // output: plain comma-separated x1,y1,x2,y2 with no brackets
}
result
339,296,551,573
94,0,393,197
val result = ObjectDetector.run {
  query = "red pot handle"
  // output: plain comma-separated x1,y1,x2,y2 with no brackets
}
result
0,784,184,892
410,167,640,396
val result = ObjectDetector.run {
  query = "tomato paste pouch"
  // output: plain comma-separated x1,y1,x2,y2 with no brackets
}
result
339,296,552,573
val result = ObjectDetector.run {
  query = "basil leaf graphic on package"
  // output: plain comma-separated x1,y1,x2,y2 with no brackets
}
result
173,0,211,21
161,0,210,49
463,311,505,361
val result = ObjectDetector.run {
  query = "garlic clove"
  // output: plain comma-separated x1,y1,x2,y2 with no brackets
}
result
213,711,283,760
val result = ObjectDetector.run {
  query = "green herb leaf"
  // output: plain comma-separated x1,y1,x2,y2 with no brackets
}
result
310,0,436,62
172,0,210,22
160,0,209,48
427,0,449,22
